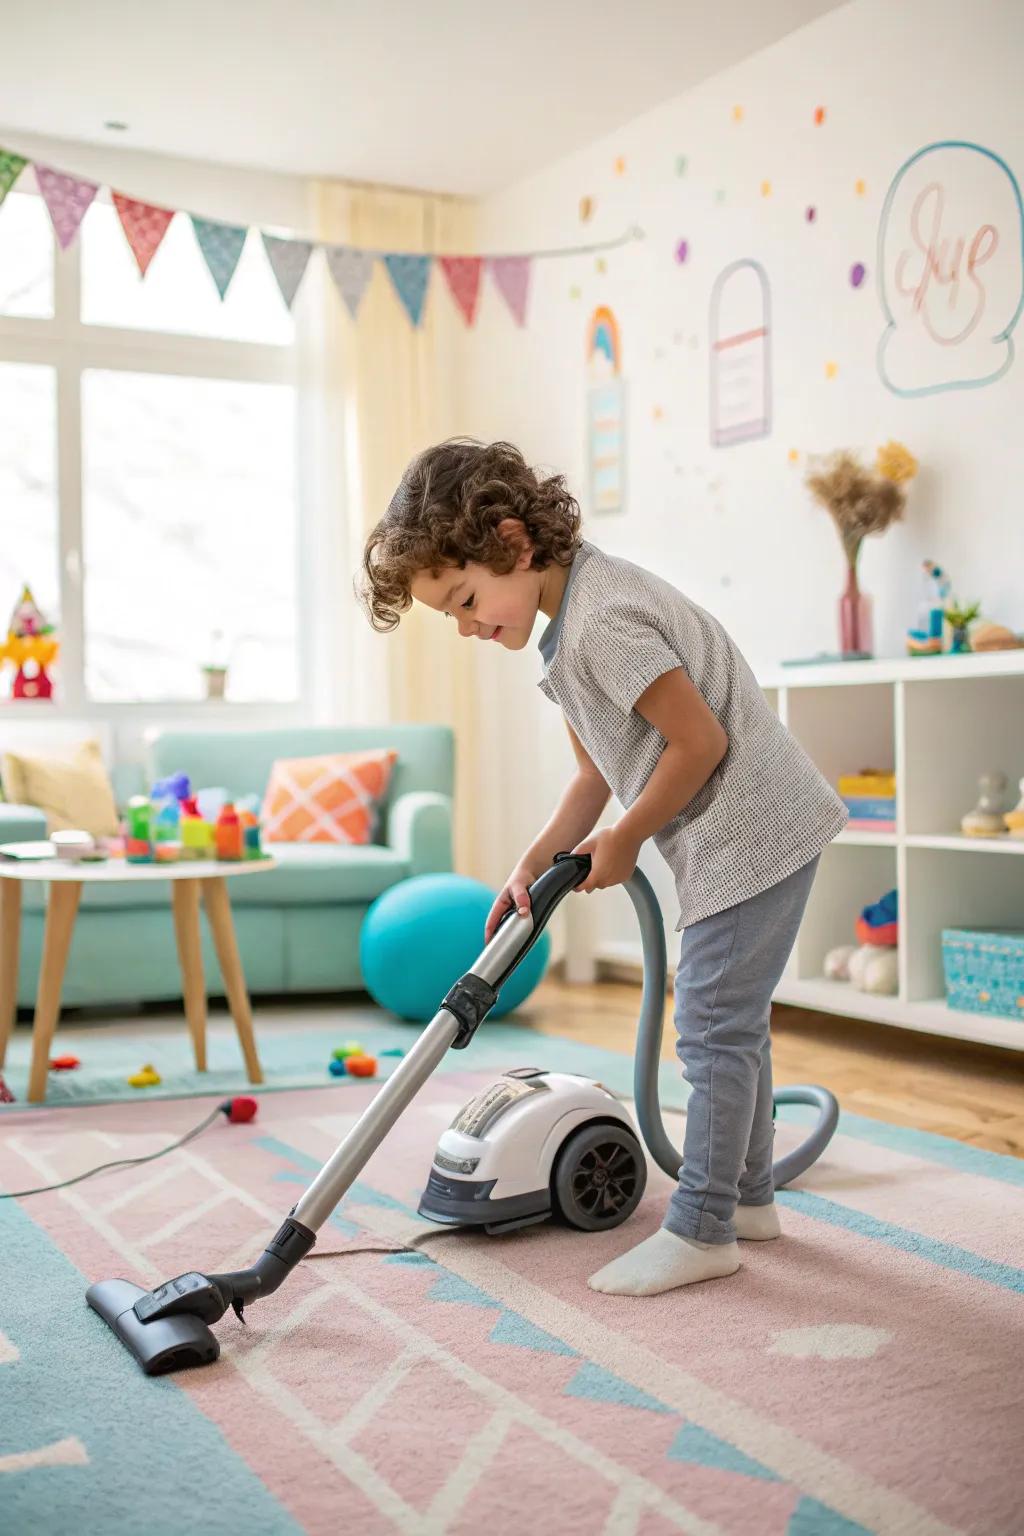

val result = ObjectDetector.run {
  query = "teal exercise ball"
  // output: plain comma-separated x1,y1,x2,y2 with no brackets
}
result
360,873,551,1022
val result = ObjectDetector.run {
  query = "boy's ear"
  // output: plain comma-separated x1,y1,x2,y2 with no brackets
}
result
496,516,534,568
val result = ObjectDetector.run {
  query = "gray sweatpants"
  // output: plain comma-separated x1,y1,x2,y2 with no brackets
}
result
662,856,820,1246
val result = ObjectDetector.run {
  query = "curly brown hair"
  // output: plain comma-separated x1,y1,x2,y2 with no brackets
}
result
356,439,582,632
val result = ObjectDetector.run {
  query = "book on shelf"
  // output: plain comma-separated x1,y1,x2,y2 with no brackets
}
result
841,796,897,820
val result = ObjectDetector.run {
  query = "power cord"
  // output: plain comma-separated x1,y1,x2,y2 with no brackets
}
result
0,1096,257,1200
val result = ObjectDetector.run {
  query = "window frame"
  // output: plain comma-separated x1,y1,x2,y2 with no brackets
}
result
0,191,311,723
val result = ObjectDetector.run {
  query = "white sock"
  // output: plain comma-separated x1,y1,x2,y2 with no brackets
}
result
734,1202,781,1241
587,1227,740,1296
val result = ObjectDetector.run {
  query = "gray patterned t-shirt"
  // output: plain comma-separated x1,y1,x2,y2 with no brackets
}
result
537,539,847,929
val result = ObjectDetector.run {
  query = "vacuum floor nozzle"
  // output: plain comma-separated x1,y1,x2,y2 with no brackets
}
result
86,1279,220,1376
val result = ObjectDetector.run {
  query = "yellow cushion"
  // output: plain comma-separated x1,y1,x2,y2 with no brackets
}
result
261,748,397,844
0,739,120,837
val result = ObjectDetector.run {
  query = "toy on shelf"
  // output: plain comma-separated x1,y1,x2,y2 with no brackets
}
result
838,770,896,832
127,1063,161,1088
1005,779,1024,839
906,560,950,655
855,889,898,946
961,772,1008,837
0,583,59,701
825,888,899,995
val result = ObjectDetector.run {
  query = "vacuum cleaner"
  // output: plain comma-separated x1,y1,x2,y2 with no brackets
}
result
86,852,838,1375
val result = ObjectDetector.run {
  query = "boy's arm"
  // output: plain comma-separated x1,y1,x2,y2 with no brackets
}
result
523,720,611,871
615,668,728,847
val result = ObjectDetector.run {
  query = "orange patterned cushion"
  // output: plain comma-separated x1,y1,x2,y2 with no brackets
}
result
261,749,398,845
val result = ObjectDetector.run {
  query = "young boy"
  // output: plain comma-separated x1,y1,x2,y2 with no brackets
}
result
358,439,847,1296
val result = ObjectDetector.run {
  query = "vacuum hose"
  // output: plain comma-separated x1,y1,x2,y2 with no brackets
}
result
622,864,839,1188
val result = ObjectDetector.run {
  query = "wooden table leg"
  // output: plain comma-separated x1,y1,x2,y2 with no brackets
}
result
172,880,208,1073
202,877,264,1085
27,881,82,1104
0,880,22,1070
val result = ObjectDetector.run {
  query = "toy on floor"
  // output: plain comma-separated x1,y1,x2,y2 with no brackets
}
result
826,888,899,995
379,1048,405,1058
328,1058,348,1077
1006,779,1024,838
50,1054,81,1071
962,772,1008,836
0,1073,15,1103
332,1041,365,1061
127,1063,162,1088
345,1055,377,1078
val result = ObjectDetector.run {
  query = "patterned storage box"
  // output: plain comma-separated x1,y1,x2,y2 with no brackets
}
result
941,928,1024,1020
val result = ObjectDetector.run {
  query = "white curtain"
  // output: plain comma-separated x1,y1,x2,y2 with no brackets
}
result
300,181,481,877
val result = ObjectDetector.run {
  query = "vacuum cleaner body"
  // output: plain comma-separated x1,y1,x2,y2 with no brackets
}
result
418,1067,643,1233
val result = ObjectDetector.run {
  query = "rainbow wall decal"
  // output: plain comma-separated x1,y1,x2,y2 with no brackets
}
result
587,305,622,374
586,307,626,515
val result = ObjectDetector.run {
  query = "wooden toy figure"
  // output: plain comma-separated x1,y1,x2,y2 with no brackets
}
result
961,772,1008,837
0,584,59,700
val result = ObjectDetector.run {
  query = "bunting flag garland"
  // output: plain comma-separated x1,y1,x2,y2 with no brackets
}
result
489,255,531,328
0,151,26,210
191,216,248,299
439,256,483,326
383,253,432,327
324,243,375,319
112,191,175,277
0,143,643,330
34,163,99,249
262,233,313,310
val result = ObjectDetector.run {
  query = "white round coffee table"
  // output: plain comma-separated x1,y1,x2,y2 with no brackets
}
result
0,857,275,1103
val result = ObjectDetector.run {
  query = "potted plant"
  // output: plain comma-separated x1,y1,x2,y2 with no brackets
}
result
201,629,230,701
945,599,981,654
805,441,918,657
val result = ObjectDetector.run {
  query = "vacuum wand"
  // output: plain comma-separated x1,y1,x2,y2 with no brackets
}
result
86,852,593,1375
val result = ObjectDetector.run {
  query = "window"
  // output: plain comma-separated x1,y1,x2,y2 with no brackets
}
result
0,182,302,710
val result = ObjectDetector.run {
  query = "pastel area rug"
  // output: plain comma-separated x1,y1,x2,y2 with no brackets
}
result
2,1052,1022,1535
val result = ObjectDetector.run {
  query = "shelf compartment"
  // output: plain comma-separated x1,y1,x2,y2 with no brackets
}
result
795,840,898,983
904,845,1024,1009
902,674,1024,837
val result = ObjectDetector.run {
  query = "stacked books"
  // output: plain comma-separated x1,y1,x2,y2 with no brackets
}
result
838,772,897,832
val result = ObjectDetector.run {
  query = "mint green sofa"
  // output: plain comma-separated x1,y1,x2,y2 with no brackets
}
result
2,724,454,1011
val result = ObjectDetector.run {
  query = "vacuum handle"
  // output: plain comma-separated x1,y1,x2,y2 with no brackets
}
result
486,851,591,991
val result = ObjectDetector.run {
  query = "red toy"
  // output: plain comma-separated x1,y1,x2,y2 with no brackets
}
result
345,1055,377,1078
50,1054,81,1071
0,1073,15,1104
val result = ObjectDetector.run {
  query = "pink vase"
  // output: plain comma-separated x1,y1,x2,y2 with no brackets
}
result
839,565,873,656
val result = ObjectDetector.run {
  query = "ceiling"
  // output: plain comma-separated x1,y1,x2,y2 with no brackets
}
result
0,0,847,196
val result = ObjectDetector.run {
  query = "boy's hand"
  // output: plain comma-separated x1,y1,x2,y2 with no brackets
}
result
570,827,641,893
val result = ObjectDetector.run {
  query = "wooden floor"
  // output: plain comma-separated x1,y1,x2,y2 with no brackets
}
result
524,972,1024,1159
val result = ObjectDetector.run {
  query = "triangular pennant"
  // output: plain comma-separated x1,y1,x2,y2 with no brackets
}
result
0,151,27,210
488,255,531,327
439,256,482,326
191,216,247,300
667,1422,780,1482
261,233,313,310
35,164,99,250
112,192,175,277
488,1309,578,1356
787,1497,873,1535
324,244,375,319
382,253,432,327
564,1362,672,1414
427,1272,501,1309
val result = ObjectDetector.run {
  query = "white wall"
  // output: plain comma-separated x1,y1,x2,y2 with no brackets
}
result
460,0,1024,953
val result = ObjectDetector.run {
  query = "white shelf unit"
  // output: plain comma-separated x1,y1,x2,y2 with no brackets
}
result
760,653,1024,1052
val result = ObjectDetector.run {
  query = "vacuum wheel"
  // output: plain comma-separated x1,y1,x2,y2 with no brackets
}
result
551,1122,647,1232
